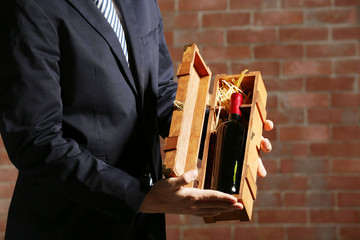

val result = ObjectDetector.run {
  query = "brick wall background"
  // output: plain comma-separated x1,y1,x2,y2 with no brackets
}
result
160,0,360,239
0,0,359,239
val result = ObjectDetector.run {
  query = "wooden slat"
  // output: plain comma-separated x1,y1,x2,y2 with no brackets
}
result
163,136,178,152
163,44,211,178
197,75,222,189
185,74,211,187
245,166,257,200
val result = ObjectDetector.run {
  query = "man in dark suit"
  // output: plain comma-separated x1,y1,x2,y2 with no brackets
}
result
0,0,273,239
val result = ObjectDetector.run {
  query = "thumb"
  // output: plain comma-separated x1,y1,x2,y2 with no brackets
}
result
169,170,198,188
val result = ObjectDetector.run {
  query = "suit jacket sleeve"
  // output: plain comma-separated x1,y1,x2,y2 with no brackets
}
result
0,1,151,223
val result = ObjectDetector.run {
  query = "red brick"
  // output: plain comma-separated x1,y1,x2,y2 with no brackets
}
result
267,109,304,125
332,93,360,107
308,109,358,124
284,60,332,76
335,60,360,74
311,143,360,157
0,168,17,182
287,226,336,240
283,192,306,207
333,126,360,141
231,0,278,9
165,214,182,225
0,216,6,231
335,0,360,5
309,176,327,190
280,126,329,141
202,13,250,27
255,45,303,59
333,159,360,173
270,142,309,157
0,151,11,166
179,0,226,11
258,209,307,223
262,127,277,141
202,46,251,61
281,158,329,173
174,30,224,46
266,94,278,109
183,227,231,240
182,215,204,225
307,192,335,207
255,191,281,207
327,176,360,190
0,137,4,149
282,0,331,7
310,209,360,223
231,62,280,76
234,226,285,240
162,13,199,29
0,183,15,199
164,31,173,45
306,76,355,91
339,193,360,207
307,43,356,58
254,11,303,26
307,9,356,24
333,27,360,40
165,228,179,240
282,93,329,108
339,226,360,240
259,175,308,190
168,46,183,63
284,192,335,207
265,78,303,92
158,0,175,12
0,200,10,216
260,158,278,174
280,28,328,42
228,29,277,44
207,63,228,75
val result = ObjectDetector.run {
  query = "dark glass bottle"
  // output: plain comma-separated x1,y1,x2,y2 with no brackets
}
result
214,93,248,194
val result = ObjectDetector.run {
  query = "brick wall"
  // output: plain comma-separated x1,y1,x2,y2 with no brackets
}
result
160,0,360,239
1,0,359,239
0,138,16,239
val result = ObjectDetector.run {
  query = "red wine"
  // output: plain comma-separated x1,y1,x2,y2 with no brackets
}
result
214,93,247,194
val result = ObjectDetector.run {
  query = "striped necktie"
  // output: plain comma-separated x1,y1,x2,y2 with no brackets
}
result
94,0,129,64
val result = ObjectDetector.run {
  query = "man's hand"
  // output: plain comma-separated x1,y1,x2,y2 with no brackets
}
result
258,119,274,177
139,170,243,217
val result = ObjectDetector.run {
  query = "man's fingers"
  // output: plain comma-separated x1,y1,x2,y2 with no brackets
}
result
264,119,274,131
261,136,272,153
168,170,198,189
258,158,267,178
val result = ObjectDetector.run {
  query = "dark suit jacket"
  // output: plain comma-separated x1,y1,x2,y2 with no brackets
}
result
0,0,177,239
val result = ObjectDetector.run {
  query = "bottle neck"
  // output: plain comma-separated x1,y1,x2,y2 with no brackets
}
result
229,93,243,118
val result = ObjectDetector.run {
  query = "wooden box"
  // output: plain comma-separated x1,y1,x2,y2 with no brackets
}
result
162,44,267,223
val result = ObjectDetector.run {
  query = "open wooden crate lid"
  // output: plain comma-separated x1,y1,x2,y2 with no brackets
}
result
162,44,211,186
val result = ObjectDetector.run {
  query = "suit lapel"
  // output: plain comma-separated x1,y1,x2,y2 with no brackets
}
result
66,0,138,96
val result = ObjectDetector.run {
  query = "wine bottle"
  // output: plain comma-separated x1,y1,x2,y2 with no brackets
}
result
213,93,248,194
